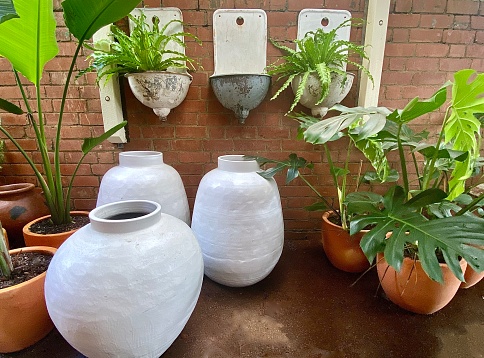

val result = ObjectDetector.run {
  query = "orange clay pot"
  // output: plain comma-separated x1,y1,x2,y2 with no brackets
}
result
0,246,56,353
23,211,90,249
0,183,50,249
321,211,370,273
461,245,484,289
377,252,467,314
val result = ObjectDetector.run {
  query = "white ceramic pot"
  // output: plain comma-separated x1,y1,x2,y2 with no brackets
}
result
291,72,354,118
191,155,284,287
125,71,192,120
44,200,204,358
97,151,190,225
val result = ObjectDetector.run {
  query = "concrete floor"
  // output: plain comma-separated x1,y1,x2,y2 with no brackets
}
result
2,238,483,358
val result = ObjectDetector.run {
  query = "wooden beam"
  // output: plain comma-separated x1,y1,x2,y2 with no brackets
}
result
358,0,391,107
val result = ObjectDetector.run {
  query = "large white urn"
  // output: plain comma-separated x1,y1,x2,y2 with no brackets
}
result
44,200,203,358
191,155,284,287
97,151,190,225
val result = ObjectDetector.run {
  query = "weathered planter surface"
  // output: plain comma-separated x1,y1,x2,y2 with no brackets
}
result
0,183,49,248
291,72,354,118
126,71,192,120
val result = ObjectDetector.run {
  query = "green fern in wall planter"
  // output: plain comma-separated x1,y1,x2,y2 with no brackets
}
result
0,0,139,226
84,11,202,83
266,18,373,114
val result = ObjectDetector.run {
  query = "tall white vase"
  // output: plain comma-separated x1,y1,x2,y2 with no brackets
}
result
44,200,204,358
97,151,190,225
191,155,284,287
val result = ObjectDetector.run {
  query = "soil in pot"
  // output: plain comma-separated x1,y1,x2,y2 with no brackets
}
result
0,252,52,289
28,215,90,235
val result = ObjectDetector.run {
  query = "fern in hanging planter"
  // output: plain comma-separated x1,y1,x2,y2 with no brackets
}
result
85,11,202,83
266,19,373,114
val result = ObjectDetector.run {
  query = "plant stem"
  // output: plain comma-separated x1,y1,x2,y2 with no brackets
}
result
396,123,409,195
0,222,13,279
422,105,451,191
456,192,484,216
298,173,340,222
322,143,343,224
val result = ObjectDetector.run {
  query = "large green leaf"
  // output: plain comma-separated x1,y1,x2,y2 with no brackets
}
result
63,0,141,42
0,0,18,24
81,121,127,154
302,106,387,145
351,185,484,283
0,0,58,84
388,85,448,124
445,69,484,199
0,98,23,114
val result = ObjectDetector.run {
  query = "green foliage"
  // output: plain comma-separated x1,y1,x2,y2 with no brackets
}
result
266,19,373,113
250,106,392,230
344,69,484,283
0,221,13,279
0,0,17,24
0,0,137,225
85,11,202,83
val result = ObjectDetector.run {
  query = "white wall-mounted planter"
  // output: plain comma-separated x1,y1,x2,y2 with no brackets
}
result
210,9,270,123
191,155,284,287
127,8,192,121
291,72,355,117
45,200,204,358
126,71,192,121
96,151,190,225
295,9,354,117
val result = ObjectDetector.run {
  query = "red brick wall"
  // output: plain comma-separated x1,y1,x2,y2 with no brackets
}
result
1,0,483,239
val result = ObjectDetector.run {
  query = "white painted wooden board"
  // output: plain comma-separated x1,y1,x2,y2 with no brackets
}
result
212,9,267,76
358,0,390,107
92,25,127,144
297,9,352,71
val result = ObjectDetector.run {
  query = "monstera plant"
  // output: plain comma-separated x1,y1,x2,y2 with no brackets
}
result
343,69,484,313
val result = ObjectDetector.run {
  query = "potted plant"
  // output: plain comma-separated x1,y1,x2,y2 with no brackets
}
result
84,10,202,120
266,18,373,117
0,0,139,247
249,105,394,273
0,222,57,353
343,69,484,314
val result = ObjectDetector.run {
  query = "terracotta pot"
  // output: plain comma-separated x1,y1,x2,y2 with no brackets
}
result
321,211,370,273
377,253,467,314
461,245,484,289
23,211,90,249
0,183,49,249
0,246,56,353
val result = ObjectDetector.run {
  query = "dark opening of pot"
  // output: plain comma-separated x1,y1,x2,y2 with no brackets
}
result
106,212,148,220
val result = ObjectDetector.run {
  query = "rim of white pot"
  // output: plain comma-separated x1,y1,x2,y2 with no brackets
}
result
119,151,163,166
217,155,260,173
89,200,161,233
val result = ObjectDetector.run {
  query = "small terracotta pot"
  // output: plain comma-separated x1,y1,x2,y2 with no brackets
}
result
461,245,484,289
0,246,56,353
23,211,90,249
321,211,370,273
0,183,50,249
377,253,467,314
